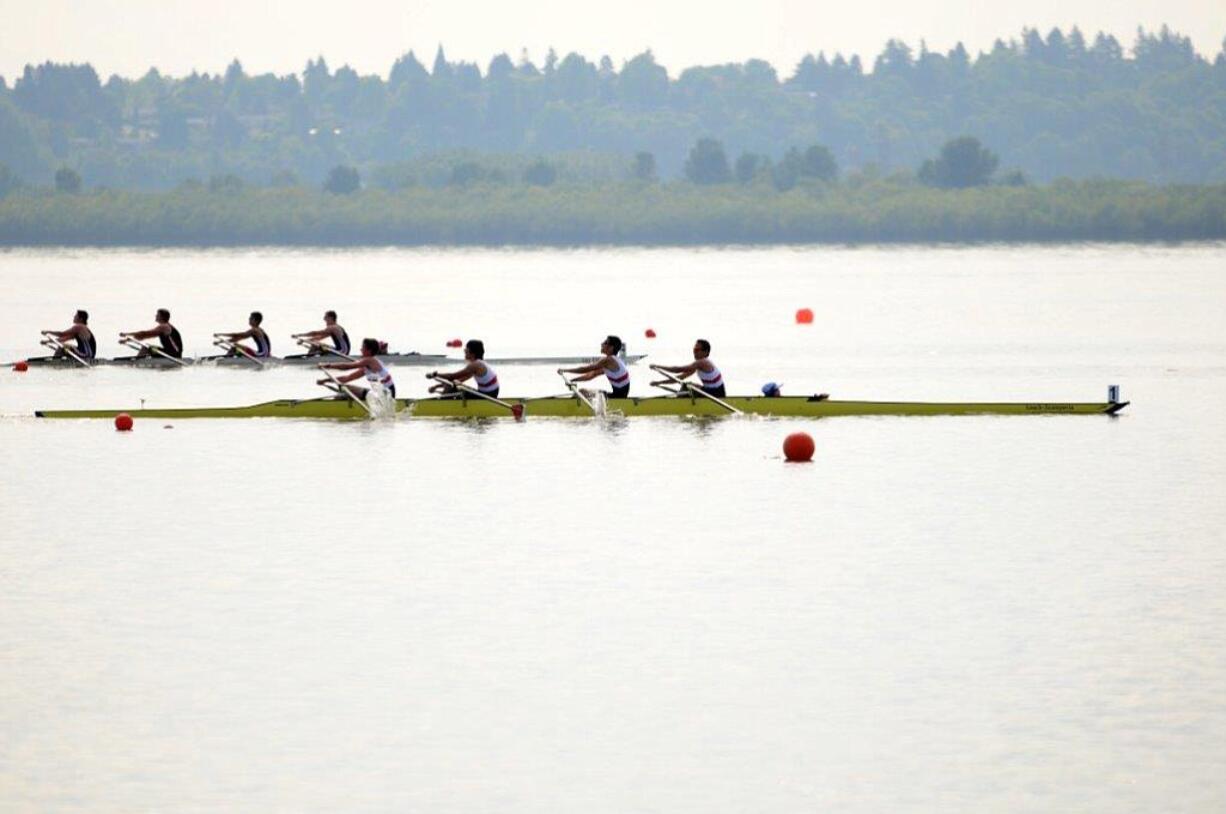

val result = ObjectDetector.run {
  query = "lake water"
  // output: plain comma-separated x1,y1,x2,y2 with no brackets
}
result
2,245,1224,812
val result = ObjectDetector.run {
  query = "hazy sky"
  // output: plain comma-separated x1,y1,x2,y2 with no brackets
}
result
2,0,1224,80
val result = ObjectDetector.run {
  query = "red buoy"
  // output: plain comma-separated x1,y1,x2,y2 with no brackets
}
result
447,338,462,348
13,360,29,372
645,328,657,339
783,432,814,462
114,413,134,431
795,308,815,325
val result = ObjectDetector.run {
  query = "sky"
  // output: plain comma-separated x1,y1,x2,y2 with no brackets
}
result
1,0,1224,81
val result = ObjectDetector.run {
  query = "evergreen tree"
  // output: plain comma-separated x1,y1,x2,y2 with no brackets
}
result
918,137,999,188
54,166,81,193
684,138,731,184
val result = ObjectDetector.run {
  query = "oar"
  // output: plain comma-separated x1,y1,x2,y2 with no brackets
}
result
429,374,525,420
296,337,356,362
649,365,742,415
39,334,92,368
119,335,189,367
317,366,372,417
212,336,265,367
557,370,600,415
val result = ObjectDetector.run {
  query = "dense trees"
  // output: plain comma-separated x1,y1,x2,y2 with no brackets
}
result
684,138,731,184
631,152,656,182
324,165,360,194
1,180,1221,245
0,162,20,197
523,159,557,186
1,26,1224,190
919,137,999,188
54,167,81,193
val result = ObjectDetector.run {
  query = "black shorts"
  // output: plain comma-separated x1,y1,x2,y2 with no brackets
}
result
362,384,395,398
608,384,630,399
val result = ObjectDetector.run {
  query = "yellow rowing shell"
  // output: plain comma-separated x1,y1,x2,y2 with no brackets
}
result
35,395,1129,420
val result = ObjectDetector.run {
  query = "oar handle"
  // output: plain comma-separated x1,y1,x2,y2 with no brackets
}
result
317,367,372,416
120,335,188,366
650,367,741,414
430,374,524,419
295,337,356,362
39,335,92,367
558,370,597,414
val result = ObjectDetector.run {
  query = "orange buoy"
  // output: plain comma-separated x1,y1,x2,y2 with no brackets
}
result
795,308,814,325
13,360,29,372
783,431,814,462
114,413,134,431
645,328,657,338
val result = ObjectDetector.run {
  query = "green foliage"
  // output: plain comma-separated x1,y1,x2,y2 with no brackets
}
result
632,151,656,182
919,137,1000,188
771,144,838,190
685,138,731,184
268,169,300,187
801,145,838,182
208,173,244,194
523,159,557,186
449,161,504,186
999,170,1028,187
324,164,360,194
0,162,21,197
1,180,1221,246
54,166,81,193
3,26,1226,190
373,151,624,190
735,152,763,184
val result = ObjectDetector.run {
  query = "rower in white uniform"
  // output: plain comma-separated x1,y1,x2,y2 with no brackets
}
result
315,337,395,399
558,335,630,398
428,339,500,398
654,338,725,398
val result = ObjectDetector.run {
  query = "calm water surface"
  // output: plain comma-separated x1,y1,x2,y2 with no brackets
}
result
1,245,1224,812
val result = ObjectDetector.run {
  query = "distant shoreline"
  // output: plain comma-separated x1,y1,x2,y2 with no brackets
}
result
2,182,1224,246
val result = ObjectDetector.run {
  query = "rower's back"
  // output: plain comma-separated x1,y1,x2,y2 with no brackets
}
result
162,324,184,357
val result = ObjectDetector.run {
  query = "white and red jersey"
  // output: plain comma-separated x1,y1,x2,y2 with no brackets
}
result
365,358,394,389
474,361,499,393
604,355,630,389
697,361,723,389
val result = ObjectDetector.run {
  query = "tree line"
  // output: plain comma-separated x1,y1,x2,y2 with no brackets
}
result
1,25,1225,191
2,177,1222,245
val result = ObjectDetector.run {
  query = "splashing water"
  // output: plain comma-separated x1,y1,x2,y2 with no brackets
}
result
366,383,397,419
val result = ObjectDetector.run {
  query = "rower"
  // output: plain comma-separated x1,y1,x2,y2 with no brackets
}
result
427,339,500,398
41,309,97,361
216,311,271,358
654,338,725,398
558,335,630,398
120,308,183,358
315,337,395,398
293,310,351,357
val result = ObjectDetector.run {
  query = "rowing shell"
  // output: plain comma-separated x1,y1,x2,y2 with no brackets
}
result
17,352,648,370
35,395,1130,420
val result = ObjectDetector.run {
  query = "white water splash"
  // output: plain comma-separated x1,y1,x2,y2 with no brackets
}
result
366,383,397,419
